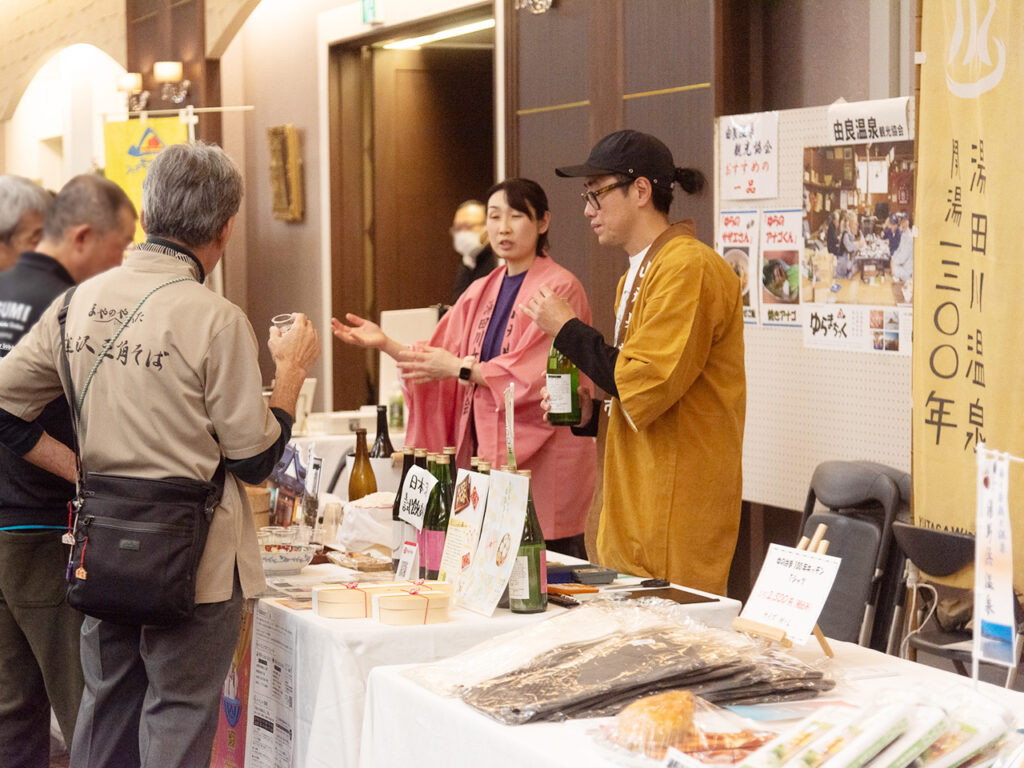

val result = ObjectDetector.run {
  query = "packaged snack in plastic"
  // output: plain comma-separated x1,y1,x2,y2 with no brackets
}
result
405,598,750,698
795,700,913,768
911,690,1014,768
737,704,860,768
596,691,776,765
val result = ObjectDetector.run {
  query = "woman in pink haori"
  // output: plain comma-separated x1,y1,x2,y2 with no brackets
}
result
332,178,597,557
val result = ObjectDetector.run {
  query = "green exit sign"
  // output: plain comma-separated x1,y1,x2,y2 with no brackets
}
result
362,0,377,24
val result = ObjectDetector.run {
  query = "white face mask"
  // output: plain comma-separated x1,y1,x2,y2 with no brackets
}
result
453,229,483,262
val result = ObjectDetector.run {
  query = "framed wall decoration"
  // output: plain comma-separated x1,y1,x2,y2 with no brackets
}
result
267,124,303,222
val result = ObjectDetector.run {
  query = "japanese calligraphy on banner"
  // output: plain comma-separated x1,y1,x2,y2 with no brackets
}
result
758,209,802,326
827,97,910,145
720,111,779,199
915,2,1024,591
103,117,187,242
717,210,759,324
974,447,1017,667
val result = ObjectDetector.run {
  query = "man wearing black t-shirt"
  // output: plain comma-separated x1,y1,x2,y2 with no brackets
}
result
0,174,135,768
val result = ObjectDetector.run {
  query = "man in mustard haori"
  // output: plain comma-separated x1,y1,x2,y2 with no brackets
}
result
523,130,745,595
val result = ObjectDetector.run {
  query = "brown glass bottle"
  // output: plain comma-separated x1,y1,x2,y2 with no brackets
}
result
369,405,395,457
348,428,377,501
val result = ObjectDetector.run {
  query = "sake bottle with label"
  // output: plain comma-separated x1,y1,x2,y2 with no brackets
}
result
348,428,377,501
419,454,452,579
545,343,580,426
509,469,547,613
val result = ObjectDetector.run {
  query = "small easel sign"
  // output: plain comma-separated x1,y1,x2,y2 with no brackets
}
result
733,524,841,657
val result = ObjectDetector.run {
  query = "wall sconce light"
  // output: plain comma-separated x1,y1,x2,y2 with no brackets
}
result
117,71,149,111
153,61,190,104
514,0,553,12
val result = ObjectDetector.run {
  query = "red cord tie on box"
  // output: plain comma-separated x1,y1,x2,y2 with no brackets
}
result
343,582,369,615
406,587,430,624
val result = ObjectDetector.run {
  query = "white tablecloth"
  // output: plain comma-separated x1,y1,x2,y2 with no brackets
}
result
245,565,740,768
359,639,1024,768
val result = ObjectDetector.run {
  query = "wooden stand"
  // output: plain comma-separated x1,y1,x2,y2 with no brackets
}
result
732,523,835,658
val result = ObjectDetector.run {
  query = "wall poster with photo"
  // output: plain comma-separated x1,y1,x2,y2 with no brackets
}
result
800,97,915,354
758,209,803,326
717,210,759,324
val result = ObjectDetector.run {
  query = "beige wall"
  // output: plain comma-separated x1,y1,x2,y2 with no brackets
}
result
0,0,126,124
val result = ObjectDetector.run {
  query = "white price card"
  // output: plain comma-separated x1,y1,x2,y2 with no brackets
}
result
395,539,419,581
396,466,436,532
739,543,840,645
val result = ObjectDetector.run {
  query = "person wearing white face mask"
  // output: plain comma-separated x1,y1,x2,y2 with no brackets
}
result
450,199,497,304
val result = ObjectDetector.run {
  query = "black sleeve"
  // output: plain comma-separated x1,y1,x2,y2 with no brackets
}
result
570,399,602,437
554,318,619,398
224,407,294,485
0,407,46,456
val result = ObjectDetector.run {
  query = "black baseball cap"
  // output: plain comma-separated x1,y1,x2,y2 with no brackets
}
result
555,129,676,187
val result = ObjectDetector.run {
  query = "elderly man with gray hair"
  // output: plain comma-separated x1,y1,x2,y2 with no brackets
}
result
0,172,135,768
0,174,52,271
0,142,320,768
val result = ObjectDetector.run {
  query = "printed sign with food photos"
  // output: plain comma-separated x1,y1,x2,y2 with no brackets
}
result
456,470,528,616
437,470,490,588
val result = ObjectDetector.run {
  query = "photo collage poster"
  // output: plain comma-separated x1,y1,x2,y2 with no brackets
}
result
716,97,915,353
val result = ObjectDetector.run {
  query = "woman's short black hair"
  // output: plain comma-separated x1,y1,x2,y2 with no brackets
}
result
485,177,550,255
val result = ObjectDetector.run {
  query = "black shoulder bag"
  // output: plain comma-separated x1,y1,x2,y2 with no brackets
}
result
57,280,224,626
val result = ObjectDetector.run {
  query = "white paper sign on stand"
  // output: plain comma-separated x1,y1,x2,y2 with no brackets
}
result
438,469,490,586
739,543,841,646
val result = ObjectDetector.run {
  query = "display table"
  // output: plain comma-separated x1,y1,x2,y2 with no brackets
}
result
359,638,1024,768
240,565,740,768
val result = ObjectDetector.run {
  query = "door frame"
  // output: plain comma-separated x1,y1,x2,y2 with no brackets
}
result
316,0,500,410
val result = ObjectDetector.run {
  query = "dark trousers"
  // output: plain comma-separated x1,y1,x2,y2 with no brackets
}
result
0,530,84,768
70,573,244,768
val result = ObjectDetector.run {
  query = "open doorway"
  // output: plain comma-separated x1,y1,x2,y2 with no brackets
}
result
328,9,495,409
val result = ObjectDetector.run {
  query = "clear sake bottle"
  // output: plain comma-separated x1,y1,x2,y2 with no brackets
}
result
545,342,581,426
509,469,547,613
348,428,377,501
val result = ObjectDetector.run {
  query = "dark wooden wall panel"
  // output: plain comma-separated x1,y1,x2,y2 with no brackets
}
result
623,0,714,92
516,4,590,111
511,0,717,340
623,88,715,244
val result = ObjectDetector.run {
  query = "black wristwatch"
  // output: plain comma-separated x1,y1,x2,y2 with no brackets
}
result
458,356,474,382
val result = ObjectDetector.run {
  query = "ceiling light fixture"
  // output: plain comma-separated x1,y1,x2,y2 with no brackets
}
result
382,18,495,50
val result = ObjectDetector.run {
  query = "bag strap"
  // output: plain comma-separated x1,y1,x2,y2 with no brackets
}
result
57,286,82,480
57,277,191,477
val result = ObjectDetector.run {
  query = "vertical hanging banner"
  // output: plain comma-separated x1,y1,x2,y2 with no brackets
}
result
103,117,188,242
915,2,1024,592
758,209,802,326
717,210,759,323
719,111,779,200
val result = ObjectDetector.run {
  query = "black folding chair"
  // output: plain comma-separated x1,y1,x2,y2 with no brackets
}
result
799,461,904,648
888,521,1022,687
